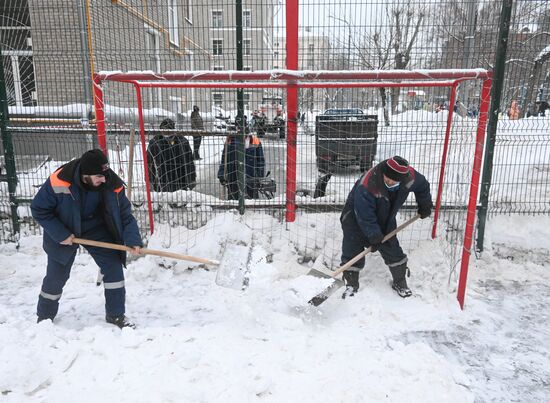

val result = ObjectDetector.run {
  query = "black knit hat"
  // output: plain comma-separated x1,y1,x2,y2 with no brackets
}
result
383,156,410,182
80,149,109,176
160,118,175,129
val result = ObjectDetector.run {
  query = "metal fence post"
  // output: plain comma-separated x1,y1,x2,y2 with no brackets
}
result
76,0,94,122
236,0,246,215
476,0,513,253
0,54,20,238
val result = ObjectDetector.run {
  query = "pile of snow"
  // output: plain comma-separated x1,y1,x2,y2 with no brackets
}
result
0,213,549,401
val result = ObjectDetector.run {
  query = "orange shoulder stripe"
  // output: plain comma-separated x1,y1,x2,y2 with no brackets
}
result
49,169,70,188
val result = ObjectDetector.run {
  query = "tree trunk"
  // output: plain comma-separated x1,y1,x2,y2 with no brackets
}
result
390,87,400,115
379,87,391,126
522,60,542,118
391,53,408,114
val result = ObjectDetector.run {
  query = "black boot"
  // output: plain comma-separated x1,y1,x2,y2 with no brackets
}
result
341,270,359,299
390,265,412,298
193,150,201,160
106,314,136,329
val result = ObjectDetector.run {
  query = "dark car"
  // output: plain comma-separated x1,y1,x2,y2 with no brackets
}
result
315,108,378,173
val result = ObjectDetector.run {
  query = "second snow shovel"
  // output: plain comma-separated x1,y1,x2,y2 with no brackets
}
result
307,214,420,306
215,233,255,290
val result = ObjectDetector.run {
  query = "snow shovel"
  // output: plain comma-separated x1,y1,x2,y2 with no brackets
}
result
215,233,255,290
73,238,219,266
307,214,420,306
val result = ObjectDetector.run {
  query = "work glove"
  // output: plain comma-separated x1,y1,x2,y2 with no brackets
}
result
369,233,384,252
219,177,227,186
418,203,432,219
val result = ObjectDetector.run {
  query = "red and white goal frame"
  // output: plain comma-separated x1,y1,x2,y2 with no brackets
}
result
92,68,492,309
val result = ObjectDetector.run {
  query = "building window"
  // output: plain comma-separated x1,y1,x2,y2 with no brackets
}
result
182,0,191,22
213,65,224,71
243,10,251,28
146,28,161,72
212,93,223,108
2,51,36,107
211,10,223,28
243,39,251,56
146,26,162,106
212,39,223,55
273,65,279,69
308,43,314,52
168,0,179,46
243,66,251,71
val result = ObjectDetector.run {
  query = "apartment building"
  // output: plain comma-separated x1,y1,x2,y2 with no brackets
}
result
274,29,331,112
191,2,276,112
3,1,278,121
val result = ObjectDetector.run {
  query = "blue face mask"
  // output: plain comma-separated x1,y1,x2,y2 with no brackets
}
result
385,182,400,191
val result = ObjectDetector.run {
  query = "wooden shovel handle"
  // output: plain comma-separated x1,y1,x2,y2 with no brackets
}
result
329,214,420,279
73,237,219,266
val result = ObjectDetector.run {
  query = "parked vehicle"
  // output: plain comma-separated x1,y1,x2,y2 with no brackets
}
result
315,108,378,173
255,96,286,138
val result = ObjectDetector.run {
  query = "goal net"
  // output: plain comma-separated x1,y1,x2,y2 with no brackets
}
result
93,69,492,308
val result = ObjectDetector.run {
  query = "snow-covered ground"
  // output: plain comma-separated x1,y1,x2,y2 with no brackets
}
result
1,213,549,402
1,108,548,401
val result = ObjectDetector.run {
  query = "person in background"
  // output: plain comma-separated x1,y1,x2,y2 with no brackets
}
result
190,105,204,160
218,131,265,200
508,100,520,120
339,156,432,299
31,149,142,328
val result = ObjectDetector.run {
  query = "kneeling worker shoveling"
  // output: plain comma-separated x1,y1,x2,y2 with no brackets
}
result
308,156,433,306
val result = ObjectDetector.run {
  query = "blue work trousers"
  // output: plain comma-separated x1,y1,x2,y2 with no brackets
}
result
37,222,125,320
340,213,408,279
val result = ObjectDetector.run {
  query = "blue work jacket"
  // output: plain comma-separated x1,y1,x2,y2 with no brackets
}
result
31,159,142,264
342,160,432,242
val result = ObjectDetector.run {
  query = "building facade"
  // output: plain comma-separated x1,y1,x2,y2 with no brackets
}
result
4,1,279,124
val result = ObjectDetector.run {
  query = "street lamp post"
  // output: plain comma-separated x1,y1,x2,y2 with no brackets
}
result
329,15,352,107
329,15,351,70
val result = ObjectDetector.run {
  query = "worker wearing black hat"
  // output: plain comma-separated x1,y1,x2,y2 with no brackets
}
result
31,149,142,328
339,156,433,298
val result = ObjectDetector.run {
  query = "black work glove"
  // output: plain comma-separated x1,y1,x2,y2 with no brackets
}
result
369,234,384,252
219,177,227,186
418,203,432,219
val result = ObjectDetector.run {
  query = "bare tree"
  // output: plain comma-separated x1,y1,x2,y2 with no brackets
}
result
389,2,426,113
354,1,425,124
325,50,348,107
355,19,393,125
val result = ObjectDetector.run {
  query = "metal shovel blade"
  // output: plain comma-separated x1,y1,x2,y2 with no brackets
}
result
307,268,345,306
215,244,252,290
